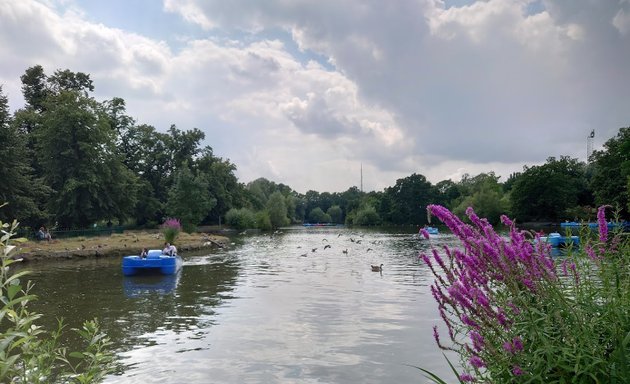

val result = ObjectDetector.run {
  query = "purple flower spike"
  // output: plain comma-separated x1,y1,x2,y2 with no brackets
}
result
512,365,524,376
597,205,610,243
500,214,513,227
419,228,430,239
470,355,486,369
512,337,523,352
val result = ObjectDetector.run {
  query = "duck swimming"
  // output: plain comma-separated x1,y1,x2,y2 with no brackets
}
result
371,264,383,272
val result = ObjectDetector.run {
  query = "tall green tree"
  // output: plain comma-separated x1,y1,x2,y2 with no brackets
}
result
166,166,216,232
0,86,50,226
434,179,461,209
308,207,331,223
589,127,630,217
37,89,137,228
195,147,245,225
352,205,381,226
510,156,589,222
382,173,437,225
327,205,343,224
452,172,509,225
267,191,289,229
20,65,50,112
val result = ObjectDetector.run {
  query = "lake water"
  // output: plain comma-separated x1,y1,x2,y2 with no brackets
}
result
25,226,460,383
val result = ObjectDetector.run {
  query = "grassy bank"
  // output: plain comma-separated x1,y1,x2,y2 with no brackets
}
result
13,230,230,262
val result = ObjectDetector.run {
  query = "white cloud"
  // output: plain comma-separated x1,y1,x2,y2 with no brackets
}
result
1,0,629,193
613,8,630,35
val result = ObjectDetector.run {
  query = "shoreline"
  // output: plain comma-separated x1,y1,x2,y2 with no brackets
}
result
12,230,232,263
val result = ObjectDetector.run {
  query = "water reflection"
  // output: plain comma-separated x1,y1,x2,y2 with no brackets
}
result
24,227,457,383
123,272,181,297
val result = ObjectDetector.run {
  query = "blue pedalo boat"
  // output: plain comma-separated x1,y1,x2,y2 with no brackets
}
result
539,232,580,248
122,249,183,276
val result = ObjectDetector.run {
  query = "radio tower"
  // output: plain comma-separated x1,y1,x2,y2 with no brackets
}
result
360,163,363,193
587,129,595,162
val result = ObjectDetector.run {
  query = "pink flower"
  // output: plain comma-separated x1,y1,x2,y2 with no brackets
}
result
597,205,610,243
469,355,485,369
512,365,524,376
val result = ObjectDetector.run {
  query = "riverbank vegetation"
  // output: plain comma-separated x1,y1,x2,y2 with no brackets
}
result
1,65,629,235
420,205,630,382
1,214,116,382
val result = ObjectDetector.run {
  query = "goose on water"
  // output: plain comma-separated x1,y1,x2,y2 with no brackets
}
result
371,264,383,272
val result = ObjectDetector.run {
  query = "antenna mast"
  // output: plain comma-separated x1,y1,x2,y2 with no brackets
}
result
587,129,594,162
360,163,363,193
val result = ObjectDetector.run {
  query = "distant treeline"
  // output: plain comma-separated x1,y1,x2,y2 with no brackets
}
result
1,65,629,231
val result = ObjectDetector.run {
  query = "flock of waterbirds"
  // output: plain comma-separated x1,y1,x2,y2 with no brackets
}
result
258,230,387,273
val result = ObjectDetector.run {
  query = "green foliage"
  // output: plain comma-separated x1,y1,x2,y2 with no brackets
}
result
381,173,437,225
326,205,343,224
7,65,630,231
225,208,256,230
308,207,330,223
0,86,51,227
0,211,116,383
266,191,289,229
352,205,381,226
452,174,510,224
195,148,245,224
255,210,272,230
165,166,216,232
590,127,630,217
20,65,50,112
510,156,590,222
37,85,138,228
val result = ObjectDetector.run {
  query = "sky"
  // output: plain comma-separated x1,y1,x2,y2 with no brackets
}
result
1,0,629,194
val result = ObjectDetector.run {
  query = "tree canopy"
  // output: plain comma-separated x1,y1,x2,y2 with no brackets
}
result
1,65,628,231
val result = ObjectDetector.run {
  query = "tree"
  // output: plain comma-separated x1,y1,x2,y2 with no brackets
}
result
246,178,275,210
353,205,381,226
195,147,245,225
382,173,437,225
225,207,256,230
37,89,137,228
452,172,509,225
166,166,216,232
48,68,94,96
0,86,50,227
435,179,461,208
510,156,589,222
327,205,343,224
20,65,50,112
308,207,330,223
266,191,289,229
589,127,630,218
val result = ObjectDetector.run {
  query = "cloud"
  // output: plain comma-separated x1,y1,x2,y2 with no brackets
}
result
1,0,629,194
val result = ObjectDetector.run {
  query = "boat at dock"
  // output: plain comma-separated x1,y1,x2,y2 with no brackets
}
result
425,226,439,235
539,232,580,248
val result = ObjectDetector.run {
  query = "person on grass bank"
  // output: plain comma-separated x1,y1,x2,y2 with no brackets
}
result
36,226,52,242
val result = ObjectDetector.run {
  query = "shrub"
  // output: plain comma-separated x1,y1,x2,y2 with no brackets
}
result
255,210,272,231
353,206,381,226
420,204,630,383
0,212,116,383
160,218,181,244
225,208,256,230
